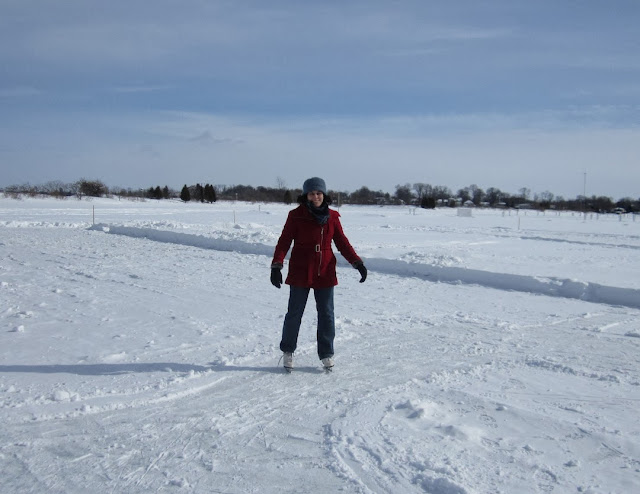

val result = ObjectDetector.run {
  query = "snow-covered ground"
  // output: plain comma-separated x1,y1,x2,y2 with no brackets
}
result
1,196,639,494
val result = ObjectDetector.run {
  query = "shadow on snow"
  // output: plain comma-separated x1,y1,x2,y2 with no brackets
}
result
0,363,303,376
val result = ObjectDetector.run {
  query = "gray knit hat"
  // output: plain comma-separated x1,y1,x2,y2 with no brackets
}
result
303,177,327,195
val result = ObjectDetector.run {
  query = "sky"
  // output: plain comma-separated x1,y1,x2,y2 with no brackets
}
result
1,0,639,199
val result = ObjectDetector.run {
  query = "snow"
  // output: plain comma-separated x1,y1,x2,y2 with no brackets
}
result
1,196,639,493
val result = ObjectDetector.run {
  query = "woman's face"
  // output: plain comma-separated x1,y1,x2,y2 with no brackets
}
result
307,191,324,207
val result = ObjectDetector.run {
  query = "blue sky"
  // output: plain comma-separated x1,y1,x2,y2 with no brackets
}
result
1,0,639,198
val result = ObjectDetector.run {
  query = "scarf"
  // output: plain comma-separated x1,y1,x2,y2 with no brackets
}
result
306,201,330,225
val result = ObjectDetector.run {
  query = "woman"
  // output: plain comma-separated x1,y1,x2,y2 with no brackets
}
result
271,177,367,372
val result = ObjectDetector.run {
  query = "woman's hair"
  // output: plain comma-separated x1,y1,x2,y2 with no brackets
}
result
297,193,333,205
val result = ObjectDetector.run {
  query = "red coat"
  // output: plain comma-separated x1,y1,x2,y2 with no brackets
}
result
272,205,361,288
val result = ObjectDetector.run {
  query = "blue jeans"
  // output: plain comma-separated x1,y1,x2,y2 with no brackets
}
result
280,286,335,359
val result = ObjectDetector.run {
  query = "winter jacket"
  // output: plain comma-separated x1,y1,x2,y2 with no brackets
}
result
272,204,361,288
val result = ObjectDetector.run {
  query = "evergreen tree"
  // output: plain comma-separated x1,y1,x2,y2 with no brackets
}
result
204,184,217,203
195,183,204,202
180,184,191,202
162,186,170,199
421,196,436,209
284,190,293,204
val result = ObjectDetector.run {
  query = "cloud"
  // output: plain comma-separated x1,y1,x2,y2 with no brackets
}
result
188,130,244,145
1,1,638,198
3,0,637,115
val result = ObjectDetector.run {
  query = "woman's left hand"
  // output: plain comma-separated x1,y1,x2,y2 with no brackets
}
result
354,261,367,283
270,267,283,288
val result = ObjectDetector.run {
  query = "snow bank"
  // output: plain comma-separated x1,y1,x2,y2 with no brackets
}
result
90,223,640,309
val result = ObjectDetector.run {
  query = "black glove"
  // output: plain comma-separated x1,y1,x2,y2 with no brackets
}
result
270,267,283,288
354,261,367,283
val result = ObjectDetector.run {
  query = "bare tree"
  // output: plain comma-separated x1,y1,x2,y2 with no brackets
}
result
485,187,503,206
394,183,414,204
77,179,108,198
457,187,471,203
413,183,429,201
468,184,485,205
538,190,554,204
432,185,452,201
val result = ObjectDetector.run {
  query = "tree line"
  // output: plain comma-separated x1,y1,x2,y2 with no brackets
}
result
2,178,638,213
